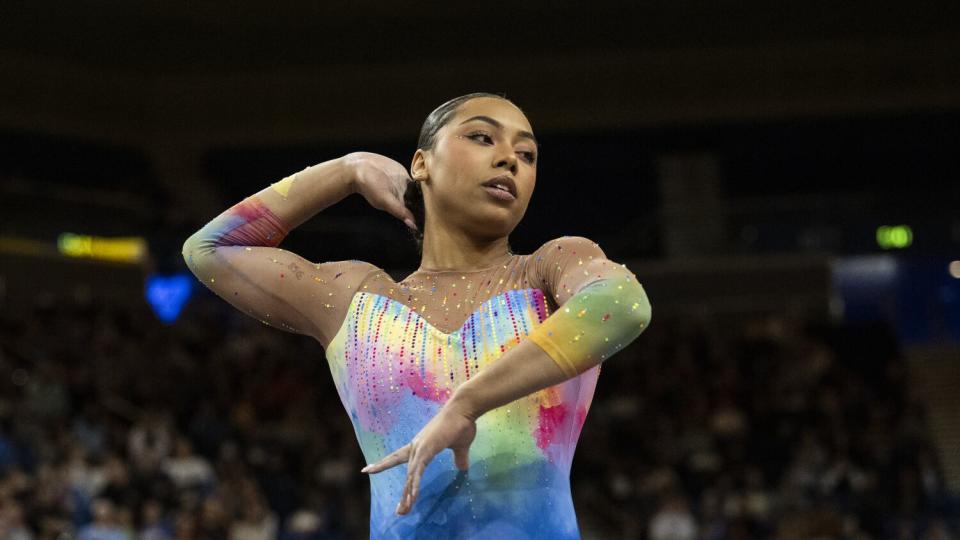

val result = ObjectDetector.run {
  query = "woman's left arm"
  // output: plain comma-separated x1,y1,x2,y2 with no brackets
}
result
451,235,652,416
362,236,652,515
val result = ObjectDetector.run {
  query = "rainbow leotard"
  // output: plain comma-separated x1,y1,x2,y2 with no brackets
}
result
327,281,595,539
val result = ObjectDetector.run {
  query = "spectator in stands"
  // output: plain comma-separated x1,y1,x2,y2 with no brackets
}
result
0,292,952,538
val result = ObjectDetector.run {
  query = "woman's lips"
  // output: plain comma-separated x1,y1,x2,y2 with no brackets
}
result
483,185,516,201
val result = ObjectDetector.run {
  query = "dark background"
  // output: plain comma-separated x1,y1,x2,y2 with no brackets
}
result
1,1,958,538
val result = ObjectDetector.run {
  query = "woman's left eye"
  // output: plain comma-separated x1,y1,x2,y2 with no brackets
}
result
520,151,537,164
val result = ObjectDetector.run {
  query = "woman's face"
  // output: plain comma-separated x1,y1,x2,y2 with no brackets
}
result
413,97,538,240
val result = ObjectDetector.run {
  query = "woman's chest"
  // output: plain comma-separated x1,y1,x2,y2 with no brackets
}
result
328,289,598,461
322,285,556,409
324,286,600,466
334,286,552,373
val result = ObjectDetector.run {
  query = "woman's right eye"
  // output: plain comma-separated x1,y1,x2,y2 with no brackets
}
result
466,132,493,144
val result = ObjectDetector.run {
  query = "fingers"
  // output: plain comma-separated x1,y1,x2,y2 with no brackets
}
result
356,173,418,231
361,444,411,474
395,180,419,230
390,199,418,231
410,460,425,501
398,458,426,515
398,464,415,514
453,446,470,471
375,190,417,231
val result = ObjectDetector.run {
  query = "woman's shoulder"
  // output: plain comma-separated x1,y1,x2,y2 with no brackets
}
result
529,235,606,260
309,259,393,348
316,258,382,273
520,236,604,292
312,259,385,285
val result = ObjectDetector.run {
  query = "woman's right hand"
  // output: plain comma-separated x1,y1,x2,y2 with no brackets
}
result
344,151,419,231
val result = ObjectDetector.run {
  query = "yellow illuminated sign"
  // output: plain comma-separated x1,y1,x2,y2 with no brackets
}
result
57,233,147,263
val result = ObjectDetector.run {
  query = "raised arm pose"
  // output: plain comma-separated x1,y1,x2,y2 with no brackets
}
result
183,92,651,539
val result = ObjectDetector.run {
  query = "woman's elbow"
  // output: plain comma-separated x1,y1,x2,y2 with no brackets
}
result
181,233,211,272
632,292,652,336
621,281,652,340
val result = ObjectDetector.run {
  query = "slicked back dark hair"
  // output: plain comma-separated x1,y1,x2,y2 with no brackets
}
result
404,92,521,253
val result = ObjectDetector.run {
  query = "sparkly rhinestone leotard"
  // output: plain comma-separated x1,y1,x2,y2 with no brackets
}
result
183,195,651,539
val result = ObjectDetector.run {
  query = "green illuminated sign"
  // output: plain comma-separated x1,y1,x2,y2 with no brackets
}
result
876,225,913,249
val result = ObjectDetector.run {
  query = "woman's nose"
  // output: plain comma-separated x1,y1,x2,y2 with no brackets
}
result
495,153,518,174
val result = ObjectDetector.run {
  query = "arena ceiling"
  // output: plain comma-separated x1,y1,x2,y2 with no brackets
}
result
2,0,959,146
3,1,959,73
2,0,959,222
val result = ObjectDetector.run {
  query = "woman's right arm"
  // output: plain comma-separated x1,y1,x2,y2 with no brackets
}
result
181,153,415,346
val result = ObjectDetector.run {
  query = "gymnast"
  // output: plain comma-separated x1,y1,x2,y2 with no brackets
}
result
183,92,652,539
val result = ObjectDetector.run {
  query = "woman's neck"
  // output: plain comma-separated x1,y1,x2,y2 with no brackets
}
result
416,251,514,274
418,226,513,273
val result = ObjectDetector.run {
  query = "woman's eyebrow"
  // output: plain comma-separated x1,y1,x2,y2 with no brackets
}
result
459,115,538,147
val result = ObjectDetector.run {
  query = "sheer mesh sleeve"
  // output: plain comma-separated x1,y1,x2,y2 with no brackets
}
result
182,195,379,347
524,236,652,377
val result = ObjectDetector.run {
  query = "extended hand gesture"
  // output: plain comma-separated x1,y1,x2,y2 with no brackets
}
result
361,403,477,515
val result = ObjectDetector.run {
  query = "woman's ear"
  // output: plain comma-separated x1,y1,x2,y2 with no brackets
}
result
410,149,429,181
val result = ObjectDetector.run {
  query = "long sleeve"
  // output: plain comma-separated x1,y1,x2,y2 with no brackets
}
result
183,195,290,257
524,236,652,377
182,188,378,345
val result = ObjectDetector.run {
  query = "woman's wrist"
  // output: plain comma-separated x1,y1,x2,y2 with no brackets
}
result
337,152,362,194
447,382,484,422
297,154,357,196
446,339,571,423
256,156,356,229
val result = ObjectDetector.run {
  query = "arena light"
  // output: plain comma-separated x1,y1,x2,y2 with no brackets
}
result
876,225,913,250
57,233,147,263
145,273,193,323
950,261,960,279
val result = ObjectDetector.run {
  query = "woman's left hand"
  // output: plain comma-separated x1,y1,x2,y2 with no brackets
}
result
360,402,477,515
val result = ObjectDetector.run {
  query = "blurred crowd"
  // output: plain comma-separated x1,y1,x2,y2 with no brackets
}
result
574,310,958,539
0,287,956,539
